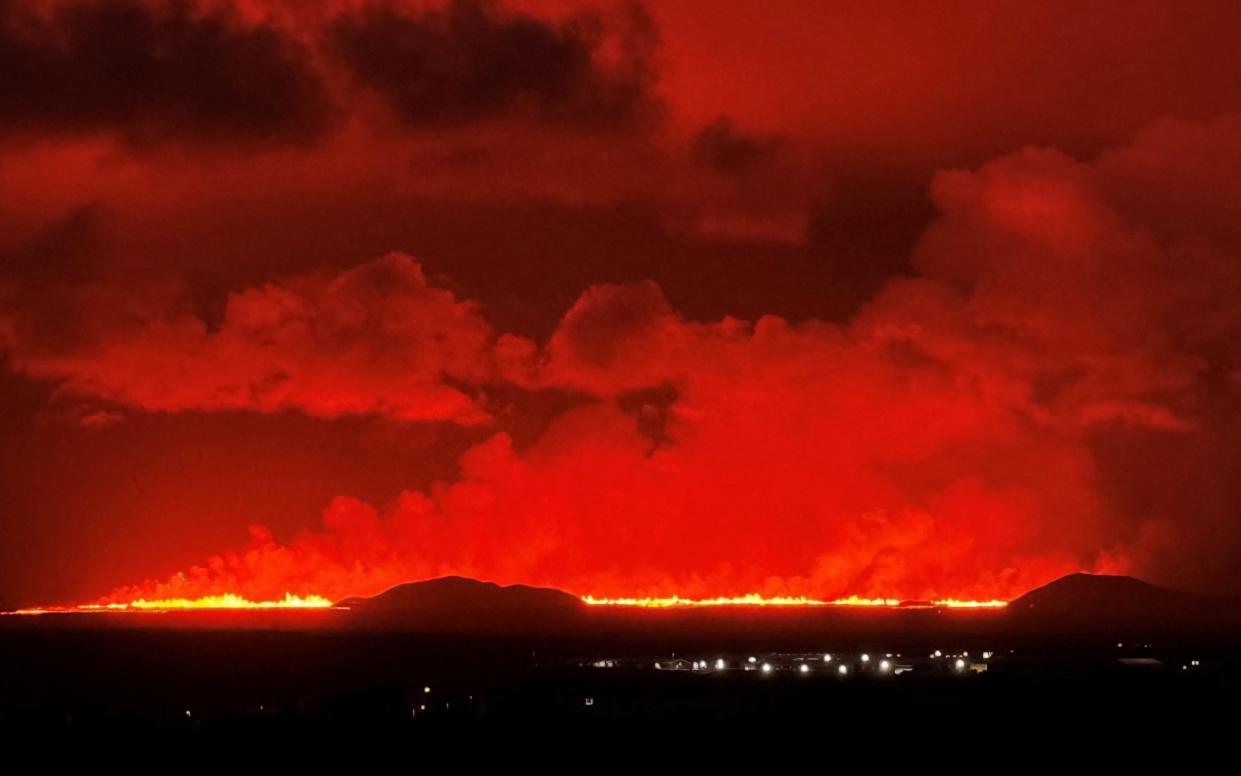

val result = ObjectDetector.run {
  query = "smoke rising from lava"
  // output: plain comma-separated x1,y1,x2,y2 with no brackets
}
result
8,117,1241,603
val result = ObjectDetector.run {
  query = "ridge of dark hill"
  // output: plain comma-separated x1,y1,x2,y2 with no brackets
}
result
333,573,1241,638
337,576,586,633
1006,573,1241,634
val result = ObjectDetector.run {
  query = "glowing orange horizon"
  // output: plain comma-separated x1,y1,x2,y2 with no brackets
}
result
5,591,1009,615
5,593,335,615
580,594,1008,609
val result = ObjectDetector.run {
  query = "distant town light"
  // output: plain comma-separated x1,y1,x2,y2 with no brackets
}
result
715,658,726,670
955,659,966,671
838,664,848,675
762,663,773,674
748,656,757,663
423,686,431,694
823,654,832,662
861,653,870,663
799,663,810,673
879,660,891,672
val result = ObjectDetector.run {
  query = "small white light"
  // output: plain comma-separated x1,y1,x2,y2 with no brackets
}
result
963,651,969,657
748,656,757,663
879,660,890,671
955,659,966,671
861,653,870,663
715,658,726,670
934,650,942,657
799,663,810,673
185,710,192,718
822,654,832,662
838,664,848,675
762,663,773,673
423,686,432,694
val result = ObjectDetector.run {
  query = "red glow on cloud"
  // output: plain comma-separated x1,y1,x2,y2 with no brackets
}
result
5,2,1241,610
14,116,1238,608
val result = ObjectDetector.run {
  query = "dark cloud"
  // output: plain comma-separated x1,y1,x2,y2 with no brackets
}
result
2,254,498,423
327,0,659,129
806,165,939,318
0,204,104,283
690,116,784,175
0,0,334,145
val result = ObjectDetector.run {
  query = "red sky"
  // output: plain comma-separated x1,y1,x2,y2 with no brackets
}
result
4,0,1241,607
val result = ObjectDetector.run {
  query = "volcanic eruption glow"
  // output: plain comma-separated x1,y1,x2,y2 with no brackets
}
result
6,593,334,615
580,595,1008,609
7,591,1007,613
5,0,1241,631
3,589,1013,616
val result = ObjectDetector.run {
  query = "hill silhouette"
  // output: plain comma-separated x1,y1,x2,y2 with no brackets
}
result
336,576,586,632
1007,573,1241,634
331,572,1241,637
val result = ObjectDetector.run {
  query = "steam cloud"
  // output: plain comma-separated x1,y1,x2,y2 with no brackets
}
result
7,117,1237,602
5,3,1241,602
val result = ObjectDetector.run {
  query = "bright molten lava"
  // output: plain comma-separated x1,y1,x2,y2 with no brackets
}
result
5,590,1012,615
7,593,333,615
124,593,334,610
580,594,1007,609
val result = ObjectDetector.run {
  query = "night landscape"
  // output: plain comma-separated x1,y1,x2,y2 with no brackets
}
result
4,0,1241,745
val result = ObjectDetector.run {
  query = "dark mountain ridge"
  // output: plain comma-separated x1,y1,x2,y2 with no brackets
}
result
1006,573,1241,634
334,572,1241,638
337,576,586,632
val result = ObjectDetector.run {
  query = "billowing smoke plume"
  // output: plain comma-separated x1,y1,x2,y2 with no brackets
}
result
7,255,496,423
10,117,1241,602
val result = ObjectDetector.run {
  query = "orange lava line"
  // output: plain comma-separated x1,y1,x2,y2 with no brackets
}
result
5,592,1010,616
4,593,334,615
579,594,1008,609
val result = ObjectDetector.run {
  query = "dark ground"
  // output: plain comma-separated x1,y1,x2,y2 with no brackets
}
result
2,613,1239,742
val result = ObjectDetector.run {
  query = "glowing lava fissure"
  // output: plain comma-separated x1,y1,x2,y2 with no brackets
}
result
5,593,335,615
5,590,1009,615
580,595,1008,609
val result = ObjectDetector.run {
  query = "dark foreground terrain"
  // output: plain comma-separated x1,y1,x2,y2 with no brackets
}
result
3,574,1240,739
2,624,1238,735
